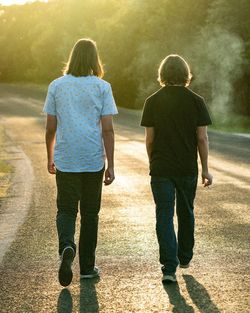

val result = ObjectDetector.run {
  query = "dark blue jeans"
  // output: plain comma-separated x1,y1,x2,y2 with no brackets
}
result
151,175,198,275
56,167,104,273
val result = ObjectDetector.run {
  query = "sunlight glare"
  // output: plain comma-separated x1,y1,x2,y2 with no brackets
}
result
0,0,48,5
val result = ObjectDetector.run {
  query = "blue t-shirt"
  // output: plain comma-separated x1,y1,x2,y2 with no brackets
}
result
43,74,118,172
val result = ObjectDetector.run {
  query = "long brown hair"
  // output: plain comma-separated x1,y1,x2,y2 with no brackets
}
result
63,38,104,77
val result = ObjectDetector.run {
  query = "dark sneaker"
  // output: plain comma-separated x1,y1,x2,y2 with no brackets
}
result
179,262,190,269
80,266,100,279
162,273,177,284
58,246,75,287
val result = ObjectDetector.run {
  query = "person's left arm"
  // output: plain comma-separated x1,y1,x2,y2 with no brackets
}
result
45,114,57,174
196,96,213,187
101,115,115,185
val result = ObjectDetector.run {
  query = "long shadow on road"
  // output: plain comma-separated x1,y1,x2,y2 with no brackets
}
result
57,278,100,313
57,289,73,313
79,278,99,313
163,275,221,313
163,281,195,312
183,275,221,313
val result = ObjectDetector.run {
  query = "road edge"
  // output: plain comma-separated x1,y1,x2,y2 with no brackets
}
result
0,135,34,264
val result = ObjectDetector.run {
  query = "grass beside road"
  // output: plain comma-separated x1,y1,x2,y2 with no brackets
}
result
211,112,250,134
0,126,13,199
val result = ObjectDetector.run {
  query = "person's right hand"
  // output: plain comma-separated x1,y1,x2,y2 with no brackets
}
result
202,171,213,187
47,161,56,174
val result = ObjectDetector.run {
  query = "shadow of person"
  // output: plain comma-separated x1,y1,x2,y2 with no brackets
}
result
80,277,100,313
57,288,73,313
183,274,221,313
163,281,195,312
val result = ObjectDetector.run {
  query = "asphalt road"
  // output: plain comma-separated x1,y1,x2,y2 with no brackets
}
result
0,84,249,313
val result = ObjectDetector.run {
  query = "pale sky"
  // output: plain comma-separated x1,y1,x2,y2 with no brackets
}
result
0,0,47,5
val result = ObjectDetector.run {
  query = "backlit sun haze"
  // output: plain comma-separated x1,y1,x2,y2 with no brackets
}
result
0,0,47,5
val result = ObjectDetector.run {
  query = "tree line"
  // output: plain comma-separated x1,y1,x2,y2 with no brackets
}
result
0,0,249,121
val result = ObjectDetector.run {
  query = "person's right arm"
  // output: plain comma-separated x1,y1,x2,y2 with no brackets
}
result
197,126,213,187
145,127,155,161
45,114,57,174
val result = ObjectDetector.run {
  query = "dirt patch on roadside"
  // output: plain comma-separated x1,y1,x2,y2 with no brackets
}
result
0,126,13,201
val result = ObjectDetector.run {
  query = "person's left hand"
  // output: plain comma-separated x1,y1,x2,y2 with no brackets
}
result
104,167,115,185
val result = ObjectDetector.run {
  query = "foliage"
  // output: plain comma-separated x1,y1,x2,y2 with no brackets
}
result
0,0,249,118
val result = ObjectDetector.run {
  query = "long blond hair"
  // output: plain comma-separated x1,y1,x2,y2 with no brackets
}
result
63,38,104,77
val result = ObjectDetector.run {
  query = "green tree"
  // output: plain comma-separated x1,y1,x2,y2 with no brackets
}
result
192,0,250,117
0,0,249,120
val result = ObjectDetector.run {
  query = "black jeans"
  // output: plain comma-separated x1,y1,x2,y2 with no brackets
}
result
56,167,104,273
151,175,198,274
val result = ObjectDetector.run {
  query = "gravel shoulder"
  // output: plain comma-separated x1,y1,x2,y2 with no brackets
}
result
0,132,34,264
0,125,12,200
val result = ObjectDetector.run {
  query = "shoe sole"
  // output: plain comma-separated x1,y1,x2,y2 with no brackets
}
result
80,272,100,279
80,267,100,279
162,275,177,284
179,264,190,269
59,247,74,287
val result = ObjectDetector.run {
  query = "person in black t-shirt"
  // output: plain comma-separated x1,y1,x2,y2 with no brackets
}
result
141,54,213,284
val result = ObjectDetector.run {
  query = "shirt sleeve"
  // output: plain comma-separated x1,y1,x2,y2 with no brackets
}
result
140,98,154,127
197,97,212,126
101,83,118,116
43,82,56,115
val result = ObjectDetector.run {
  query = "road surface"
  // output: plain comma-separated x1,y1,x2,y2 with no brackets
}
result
0,84,249,313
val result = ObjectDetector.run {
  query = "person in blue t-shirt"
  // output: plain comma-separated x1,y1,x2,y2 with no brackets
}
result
44,38,118,287
141,54,213,284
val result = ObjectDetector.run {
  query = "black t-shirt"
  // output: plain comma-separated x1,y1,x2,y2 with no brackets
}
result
141,86,212,177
